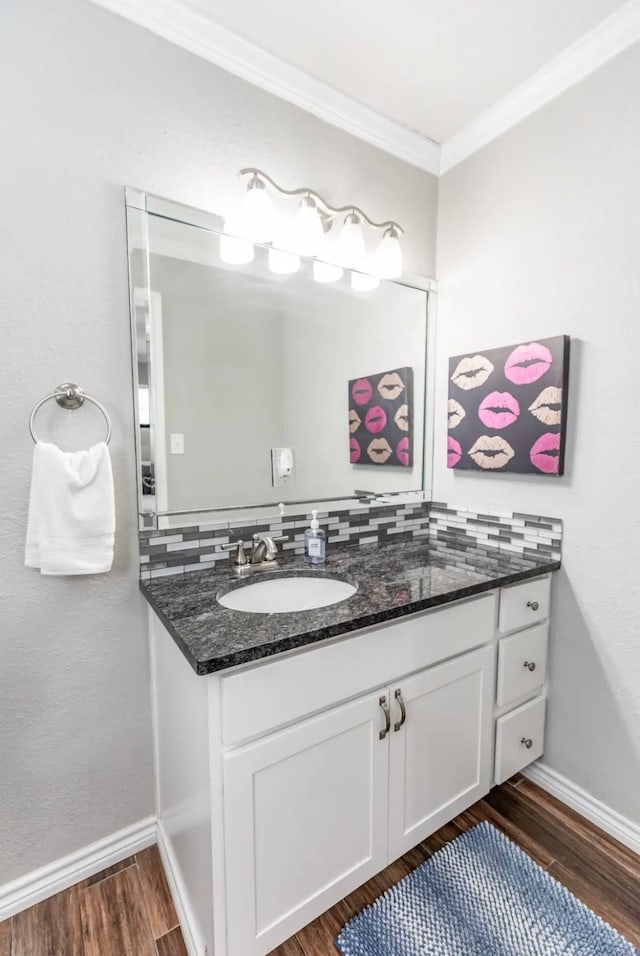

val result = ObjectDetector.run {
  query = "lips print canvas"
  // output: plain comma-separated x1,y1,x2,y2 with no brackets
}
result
447,335,570,475
348,367,413,467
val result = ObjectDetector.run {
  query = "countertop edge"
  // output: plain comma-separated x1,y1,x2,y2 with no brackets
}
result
140,559,560,676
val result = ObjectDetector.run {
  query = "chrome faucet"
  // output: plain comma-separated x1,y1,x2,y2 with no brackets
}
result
250,533,279,564
223,533,285,575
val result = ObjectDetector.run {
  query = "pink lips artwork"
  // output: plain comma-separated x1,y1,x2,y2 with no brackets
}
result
447,436,462,468
348,367,414,468
364,405,387,434
530,433,561,474
478,391,520,429
448,334,570,475
352,378,373,406
396,437,410,466
504,343,553,385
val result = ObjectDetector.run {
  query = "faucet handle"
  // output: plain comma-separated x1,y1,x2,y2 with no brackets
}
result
221,540,248,565
252,533,286,561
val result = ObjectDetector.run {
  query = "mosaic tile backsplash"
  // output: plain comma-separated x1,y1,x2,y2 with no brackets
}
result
140,501,562,579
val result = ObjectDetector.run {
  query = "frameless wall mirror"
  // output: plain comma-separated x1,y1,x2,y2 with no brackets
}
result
126,189,435,529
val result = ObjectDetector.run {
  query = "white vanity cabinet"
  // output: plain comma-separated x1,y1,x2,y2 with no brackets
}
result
149,574,552,956
223,644,494,956
387,645,494,861
223,690,389,956
493,577,551,784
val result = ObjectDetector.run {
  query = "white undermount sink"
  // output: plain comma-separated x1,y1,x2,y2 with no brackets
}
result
217,575,357,614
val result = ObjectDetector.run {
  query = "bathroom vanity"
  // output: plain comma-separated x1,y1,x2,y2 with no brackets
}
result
142,542,557,956
127,184,561,956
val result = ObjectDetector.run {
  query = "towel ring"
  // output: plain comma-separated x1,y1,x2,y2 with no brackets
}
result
29,383,112,445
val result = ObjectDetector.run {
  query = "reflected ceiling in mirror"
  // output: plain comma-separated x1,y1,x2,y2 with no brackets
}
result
126,190,434,528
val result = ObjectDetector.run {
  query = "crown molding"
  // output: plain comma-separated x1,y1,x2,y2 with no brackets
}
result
440,0,640,173
90,0,441,175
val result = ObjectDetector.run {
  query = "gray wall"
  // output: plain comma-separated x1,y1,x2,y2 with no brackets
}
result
0,0,438,885
435,45,640,822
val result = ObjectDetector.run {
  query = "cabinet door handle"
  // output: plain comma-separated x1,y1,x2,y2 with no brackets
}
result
521,737,533,749
379,696,391,740
526,600,539,612
523,660,536,672
394,689,407,732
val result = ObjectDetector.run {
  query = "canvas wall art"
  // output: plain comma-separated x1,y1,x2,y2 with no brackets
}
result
348,367,413,467
447,335,570,475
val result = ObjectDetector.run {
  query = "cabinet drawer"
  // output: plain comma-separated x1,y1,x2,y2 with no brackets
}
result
499,576,550,633
221,593,497,746
496,624,548,707
494,696,545,784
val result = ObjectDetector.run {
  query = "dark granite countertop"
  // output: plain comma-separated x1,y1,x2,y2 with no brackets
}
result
140,540,560,675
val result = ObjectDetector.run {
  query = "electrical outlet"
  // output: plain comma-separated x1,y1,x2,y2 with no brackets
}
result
271,447,294,487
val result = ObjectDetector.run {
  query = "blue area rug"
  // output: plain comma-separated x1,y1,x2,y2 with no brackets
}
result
335,822,638,956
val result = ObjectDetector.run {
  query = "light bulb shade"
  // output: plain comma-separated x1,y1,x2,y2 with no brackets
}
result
241,179,275,243
375,227,403,279
268,248,300,275
220,232,254,265
292,196,324,257
313,260,343,284
335,214,366,269
350,271,380,292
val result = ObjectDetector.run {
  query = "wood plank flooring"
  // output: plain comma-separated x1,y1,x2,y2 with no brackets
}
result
0,777,638,955
1,845,185,956
270,775,640,955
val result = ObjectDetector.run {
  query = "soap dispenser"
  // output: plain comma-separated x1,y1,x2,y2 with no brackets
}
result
304,510,326,565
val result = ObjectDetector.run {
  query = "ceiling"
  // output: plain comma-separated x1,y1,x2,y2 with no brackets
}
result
173,0,628,142
92,0,640,171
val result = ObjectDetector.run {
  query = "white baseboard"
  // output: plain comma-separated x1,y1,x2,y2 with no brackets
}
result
523,761,640,857
156,820,202,956
0,816,156,920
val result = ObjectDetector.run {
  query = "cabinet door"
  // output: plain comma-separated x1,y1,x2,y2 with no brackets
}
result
388,645,494,861
223,690,389,956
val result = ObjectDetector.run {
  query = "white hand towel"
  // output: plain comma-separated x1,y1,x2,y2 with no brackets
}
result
25,441,115,575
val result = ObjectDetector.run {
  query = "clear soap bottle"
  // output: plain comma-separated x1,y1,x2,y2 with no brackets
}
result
304,510,326,565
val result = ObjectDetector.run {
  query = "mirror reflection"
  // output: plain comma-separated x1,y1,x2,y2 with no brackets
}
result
128,195,430,520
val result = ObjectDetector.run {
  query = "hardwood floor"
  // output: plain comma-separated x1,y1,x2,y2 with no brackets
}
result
1,846,186,956
0,777,638,955
269,775,640,955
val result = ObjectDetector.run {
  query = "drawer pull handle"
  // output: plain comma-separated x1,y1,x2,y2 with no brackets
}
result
394,689,407,732
521,737,533,749
523,661,536,672
379,696,391,740
526,600,539,612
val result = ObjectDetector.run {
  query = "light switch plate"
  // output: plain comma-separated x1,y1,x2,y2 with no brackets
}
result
170,433,184,455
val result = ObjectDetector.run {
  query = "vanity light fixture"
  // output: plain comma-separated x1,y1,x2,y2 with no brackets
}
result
231,168,404,281
334,212,366,270
375,225,403,279
313,260,344,284
350,271,380,292
239,172,276,243
220,230,254,265
293,193,325,257
220,209,255,264
268,247,301,275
